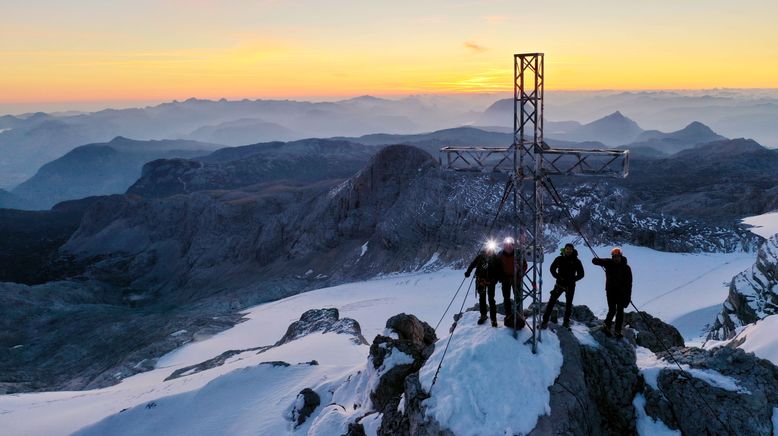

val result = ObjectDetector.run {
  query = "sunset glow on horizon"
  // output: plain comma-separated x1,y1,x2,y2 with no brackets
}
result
2,0,777,111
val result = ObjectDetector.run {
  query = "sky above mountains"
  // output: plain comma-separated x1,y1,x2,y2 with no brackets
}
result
2,0,777,111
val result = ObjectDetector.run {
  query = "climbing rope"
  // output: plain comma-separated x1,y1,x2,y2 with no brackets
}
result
429,177,515,392
430,276,474,391
433,276,468,332
433,177,514,333
541,175,735,435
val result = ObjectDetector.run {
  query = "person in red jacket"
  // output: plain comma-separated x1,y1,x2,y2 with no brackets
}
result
592,247,633,338
498,237,528,328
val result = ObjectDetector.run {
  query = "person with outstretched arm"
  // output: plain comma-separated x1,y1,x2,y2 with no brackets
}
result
592,247,632,338
542,243,585,329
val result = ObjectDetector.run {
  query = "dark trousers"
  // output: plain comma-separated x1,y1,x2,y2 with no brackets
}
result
477,282,497,321
501,279,514,310
543,284,575,325
604,291,626,333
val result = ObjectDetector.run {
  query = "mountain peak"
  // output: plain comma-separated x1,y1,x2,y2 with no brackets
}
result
590,111,638,126
109,135,134,144
681,121,715,134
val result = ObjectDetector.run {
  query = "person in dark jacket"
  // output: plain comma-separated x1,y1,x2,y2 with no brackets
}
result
498,237,528,328
466,242,501,327
542,243,585,329
592,247,633,338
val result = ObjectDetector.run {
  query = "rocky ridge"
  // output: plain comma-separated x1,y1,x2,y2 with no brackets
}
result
708,234,778,340
291,304,778,435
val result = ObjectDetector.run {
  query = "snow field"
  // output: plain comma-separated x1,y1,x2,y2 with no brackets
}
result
418,311,564,436
0,244,756,434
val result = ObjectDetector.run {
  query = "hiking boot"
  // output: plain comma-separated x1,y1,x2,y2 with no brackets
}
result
477,316,487,325
615,331,623,339
562,321,571,330
602,325,612,337
491,320,498,327
540,321,548,330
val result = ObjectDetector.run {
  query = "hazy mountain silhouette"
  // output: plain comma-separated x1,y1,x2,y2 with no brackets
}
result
0,97,482,187
12,137,220,210
0,189,30,209
554,111,643,145
629,121,726,154
185,118,298,145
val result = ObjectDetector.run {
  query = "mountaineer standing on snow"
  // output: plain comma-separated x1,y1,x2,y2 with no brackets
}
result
542,243,585,330
465,242,501,327
592,247,633,338
498,237,527,328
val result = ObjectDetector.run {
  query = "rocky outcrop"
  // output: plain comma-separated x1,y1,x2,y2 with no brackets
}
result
624,311,685,353
373,307,778,435
369,314,436,411
644,346,778,435
290,388,321,427
277,308,368,346
531,307,640,436
708,234,778,340
298,313,438,435
529,326,602,436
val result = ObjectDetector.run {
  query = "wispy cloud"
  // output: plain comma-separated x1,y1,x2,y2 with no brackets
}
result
482,15,510,23
464,41,487,53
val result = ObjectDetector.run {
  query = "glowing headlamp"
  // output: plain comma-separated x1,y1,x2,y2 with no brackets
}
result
485,240,498,252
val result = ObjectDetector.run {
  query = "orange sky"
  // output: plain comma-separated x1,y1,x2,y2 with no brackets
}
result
2,0,777,109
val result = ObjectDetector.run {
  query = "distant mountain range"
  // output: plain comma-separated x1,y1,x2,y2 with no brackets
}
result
5,91,776,189
11,137,220,210
4,117,736,210
0,96,479,187
628,121,726,154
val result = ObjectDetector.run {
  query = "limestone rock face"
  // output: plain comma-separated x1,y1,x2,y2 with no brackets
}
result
369,314,436,412
377,307,778,436
709,235,778,340
624,311,685,352
278,308,368,346
644,346,778,435
290,388,321,428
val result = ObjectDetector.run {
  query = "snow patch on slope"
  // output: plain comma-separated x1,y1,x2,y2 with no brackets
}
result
742,211,778,239
418,311,563,435
570,322,600,348
706,314,778,366
633,393,680,435
75,333,364,436
635,346,748,393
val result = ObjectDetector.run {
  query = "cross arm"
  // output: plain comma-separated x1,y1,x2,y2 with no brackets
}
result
539,147,629,178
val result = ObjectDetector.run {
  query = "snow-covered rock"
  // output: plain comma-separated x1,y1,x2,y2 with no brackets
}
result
278,308,368,346
624,311,685,353
640,345,778,435
708,234,778,340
